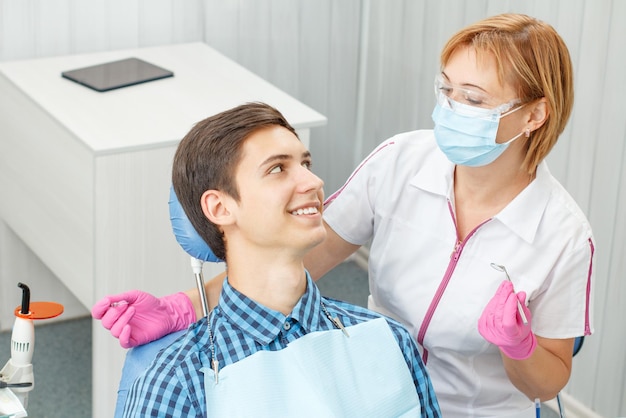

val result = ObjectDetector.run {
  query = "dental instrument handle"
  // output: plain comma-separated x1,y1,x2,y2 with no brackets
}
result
517,300,529,325
490,263,528,325
191,257,210,318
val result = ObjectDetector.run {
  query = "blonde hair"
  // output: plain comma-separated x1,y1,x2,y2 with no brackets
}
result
441,13,574,174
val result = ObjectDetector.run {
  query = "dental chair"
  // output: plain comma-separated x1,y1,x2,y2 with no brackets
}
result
572,335,584,357
114,329,186,417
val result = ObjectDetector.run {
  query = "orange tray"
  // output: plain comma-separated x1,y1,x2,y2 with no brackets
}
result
14,301,64,320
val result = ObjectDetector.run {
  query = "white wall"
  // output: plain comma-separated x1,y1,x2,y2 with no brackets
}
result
1,0,624,416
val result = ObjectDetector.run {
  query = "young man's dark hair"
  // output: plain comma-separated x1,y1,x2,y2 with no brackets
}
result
172,102,297,261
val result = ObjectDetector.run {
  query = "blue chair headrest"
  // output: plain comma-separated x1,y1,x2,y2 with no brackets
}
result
168,186,223,263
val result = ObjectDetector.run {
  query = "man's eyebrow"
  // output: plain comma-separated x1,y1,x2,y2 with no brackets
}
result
260,154,290,167
260,151,312,166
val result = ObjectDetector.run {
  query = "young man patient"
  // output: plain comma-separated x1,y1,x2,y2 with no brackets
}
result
119,102,440,417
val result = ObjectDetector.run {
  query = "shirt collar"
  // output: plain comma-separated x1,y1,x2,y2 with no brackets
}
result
492,161,552,243
217,270,324,345
409,151,552,244
409,145,454,198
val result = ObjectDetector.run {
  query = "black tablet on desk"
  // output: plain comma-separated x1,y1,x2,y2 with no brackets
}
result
61,57,174,92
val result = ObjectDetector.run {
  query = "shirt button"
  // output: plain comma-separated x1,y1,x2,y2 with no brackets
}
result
283,321,291,330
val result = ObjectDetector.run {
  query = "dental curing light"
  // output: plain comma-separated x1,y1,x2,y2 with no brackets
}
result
1,283,64,409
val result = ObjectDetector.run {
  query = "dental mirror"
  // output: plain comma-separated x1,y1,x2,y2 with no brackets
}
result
490,263,529,325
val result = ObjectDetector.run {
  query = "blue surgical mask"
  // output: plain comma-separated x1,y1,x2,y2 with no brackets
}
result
431,98,524,167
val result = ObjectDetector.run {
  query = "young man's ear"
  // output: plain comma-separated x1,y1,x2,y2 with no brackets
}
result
201,190,235,226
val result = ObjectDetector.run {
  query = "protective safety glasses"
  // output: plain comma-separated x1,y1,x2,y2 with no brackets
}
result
434,74,521,119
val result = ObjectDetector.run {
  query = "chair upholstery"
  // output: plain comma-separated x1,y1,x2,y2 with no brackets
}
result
114,330,186,418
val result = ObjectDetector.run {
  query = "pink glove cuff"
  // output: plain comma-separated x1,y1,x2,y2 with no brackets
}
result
500,331,537,360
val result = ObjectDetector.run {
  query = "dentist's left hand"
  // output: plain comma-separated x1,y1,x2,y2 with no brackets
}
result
91,290,196,348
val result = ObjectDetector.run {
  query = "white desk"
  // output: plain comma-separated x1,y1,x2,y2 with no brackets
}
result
0,42,325,418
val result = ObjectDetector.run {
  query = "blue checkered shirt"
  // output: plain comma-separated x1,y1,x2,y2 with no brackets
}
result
123,272,440,417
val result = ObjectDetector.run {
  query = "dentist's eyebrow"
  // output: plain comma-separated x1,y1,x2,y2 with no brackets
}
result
441,70,488,93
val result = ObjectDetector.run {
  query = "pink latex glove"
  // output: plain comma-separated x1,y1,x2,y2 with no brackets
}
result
478,280,537,360
91,290,196,349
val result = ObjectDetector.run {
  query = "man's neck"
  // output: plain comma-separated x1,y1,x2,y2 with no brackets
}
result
225,251,308,316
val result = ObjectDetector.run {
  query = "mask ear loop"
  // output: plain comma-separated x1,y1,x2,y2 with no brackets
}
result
499,102,525,118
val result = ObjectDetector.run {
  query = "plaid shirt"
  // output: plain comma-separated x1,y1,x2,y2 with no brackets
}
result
123,273,441,417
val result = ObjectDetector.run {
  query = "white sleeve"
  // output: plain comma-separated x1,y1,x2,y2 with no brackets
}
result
323,138,398,245
532,233,595,338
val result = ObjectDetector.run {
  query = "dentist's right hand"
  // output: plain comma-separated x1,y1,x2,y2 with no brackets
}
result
478,280,537,360
91,290,196,348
